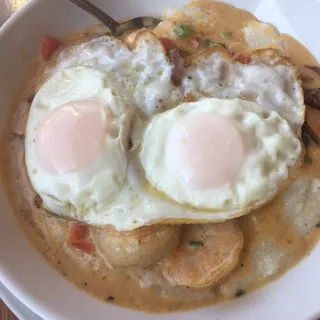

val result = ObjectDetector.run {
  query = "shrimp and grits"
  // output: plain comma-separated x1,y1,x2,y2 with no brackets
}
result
2,0,320,313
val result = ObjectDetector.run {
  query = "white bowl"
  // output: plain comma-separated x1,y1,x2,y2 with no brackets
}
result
0,0,319,319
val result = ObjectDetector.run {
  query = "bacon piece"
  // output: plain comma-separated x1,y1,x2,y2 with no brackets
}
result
159,37,177,53
304,106,320,146
169,48,183,86
304,87,320,110
305,65,320,77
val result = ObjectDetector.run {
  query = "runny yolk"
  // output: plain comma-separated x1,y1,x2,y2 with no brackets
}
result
165,113,245,189
35,100,106,174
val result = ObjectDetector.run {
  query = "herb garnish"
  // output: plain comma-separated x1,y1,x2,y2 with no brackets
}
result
221,31,233,38
315,222,320,228
107,296,115,301
173,23,193,37
204,39,226,48
188,241,203,248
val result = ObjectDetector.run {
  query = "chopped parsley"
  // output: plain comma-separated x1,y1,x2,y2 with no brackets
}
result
221,31,233,38
173,23,193,37
188,241,203,248
235,289,245,298
304,154,313,164
204,39,213,47
204,39,226,48
315,222,320,228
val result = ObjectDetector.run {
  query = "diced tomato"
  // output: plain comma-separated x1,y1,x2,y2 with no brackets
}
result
159,37,177,52
68,223,87,243
68,223,95,255
41,36,61,61
190,35,202,48
234,53,250,64
71,240,96,255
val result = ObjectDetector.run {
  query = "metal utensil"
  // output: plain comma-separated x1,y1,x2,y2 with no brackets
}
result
68,0,161,36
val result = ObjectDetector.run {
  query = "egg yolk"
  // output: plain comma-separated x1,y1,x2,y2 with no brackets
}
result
36,100,106,174
165,113,244,189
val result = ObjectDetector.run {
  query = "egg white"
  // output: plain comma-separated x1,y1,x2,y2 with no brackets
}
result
182,47,305,135
140,98,301,211
45,31,182,117
24,28,306,230
25,66,131,219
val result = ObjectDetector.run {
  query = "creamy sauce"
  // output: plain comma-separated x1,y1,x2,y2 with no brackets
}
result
154,0,256,55
1,0,320,313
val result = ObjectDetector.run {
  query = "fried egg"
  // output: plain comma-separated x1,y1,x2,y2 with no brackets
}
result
140,98,301,211
45,31,182,117
25,27,305,231
27,67,241,230
182,46,305,134
25,66,132,219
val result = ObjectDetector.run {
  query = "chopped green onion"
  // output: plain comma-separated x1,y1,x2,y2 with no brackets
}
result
188,241,203,248
221,31,233,38
204,39,226,48
315,222,320,228
304,154,313,164
173,23,193,37
235,289,245,298
216,42,227,48
204,39,213,47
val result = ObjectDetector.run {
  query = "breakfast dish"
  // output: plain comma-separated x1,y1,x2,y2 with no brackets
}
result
2,0,320,313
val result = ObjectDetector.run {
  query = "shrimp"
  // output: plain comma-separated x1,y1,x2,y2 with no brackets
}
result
90,224,182,268
158,221,243,287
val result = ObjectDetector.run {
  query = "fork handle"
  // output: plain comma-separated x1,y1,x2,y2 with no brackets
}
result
68,0,119,34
